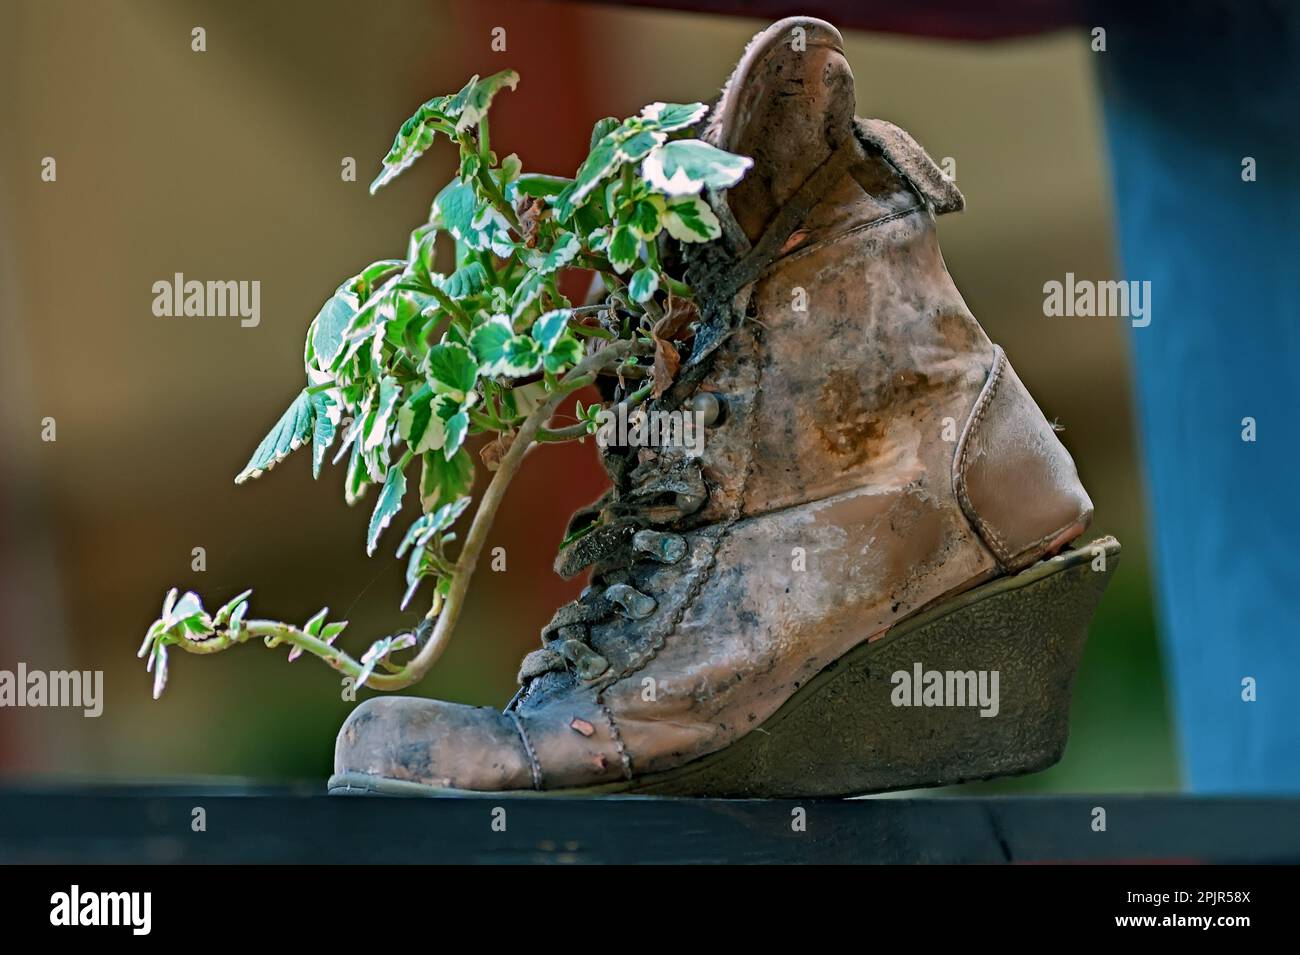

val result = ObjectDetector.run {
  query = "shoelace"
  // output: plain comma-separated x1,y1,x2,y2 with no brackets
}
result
509,461,703,703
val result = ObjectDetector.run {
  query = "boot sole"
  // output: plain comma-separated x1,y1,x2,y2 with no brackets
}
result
328,536,1119,799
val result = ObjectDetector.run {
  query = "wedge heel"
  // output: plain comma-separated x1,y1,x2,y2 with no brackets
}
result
328,537,1119,799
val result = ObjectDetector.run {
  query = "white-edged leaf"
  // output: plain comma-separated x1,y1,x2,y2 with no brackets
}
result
236,390,314,484
213,589,253,628
442,410,469,460
639,101,708,132
542,334,582,374
397,384,446,455
434,178,482,246
642,139,752,196
366,465,407,556
498,335,543,377
310,291,359,370
425,342,478,401
626,197,663,241
661,195,722,243
439,260,488,298
228,599,248,636
362,376,402,452
370,98,456,194
530,309,571,353
615,128,666,163
607,224,640,273
420,448,474,513
628,267,660,304
532,231,581,275
510,270,546,319
344,440,371,506
304,607,329,638
469,314,516,372
310,389,341,479
455,70,519,132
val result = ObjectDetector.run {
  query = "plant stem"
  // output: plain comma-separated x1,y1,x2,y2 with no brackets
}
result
348,339,638,689
537,380,653,442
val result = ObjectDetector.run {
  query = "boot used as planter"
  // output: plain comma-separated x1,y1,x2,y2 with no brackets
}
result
329,17,1119,798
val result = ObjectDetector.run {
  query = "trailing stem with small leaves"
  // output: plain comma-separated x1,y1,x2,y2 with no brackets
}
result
139,71,752,699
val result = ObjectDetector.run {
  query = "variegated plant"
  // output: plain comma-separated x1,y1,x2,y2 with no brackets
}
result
139,71,751,699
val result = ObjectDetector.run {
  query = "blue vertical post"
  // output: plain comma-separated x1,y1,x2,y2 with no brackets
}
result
1096,4,1300,791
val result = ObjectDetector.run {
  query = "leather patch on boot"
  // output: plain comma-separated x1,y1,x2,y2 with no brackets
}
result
953,346,1093,571
855,118,964,215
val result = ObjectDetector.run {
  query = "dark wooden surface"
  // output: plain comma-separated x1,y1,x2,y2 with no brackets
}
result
0,783,1297,863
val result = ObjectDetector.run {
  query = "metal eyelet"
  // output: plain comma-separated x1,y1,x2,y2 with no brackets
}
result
633,529,687,565
603,583,657,619
688,391,725,426
559,639,609,681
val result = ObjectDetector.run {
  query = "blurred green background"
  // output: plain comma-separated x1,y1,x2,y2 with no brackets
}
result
0,0,1175,791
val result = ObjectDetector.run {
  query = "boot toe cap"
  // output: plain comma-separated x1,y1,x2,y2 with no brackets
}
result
334,696,534,792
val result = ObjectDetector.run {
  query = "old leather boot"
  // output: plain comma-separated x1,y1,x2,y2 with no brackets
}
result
331,16,1119,798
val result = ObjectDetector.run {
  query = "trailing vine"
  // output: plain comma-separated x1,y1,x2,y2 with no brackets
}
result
139,71,751,698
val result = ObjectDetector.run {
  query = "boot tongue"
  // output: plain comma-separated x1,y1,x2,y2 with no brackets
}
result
704,17,857,246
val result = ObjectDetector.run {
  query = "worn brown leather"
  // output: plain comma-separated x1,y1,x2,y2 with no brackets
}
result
334,16,1094,793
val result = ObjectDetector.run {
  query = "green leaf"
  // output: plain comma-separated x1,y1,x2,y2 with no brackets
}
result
542,334,582,374
370,110,448,194
440,260,488,298
530,309,571,352
498,152,523,183
310,389,341,479
661,195,722,243
348,259,406,303
405,225,439,289
471,204,515,257
642,139,753,196
589,116,619,151
616,128,666,163
235,390,313,484
396,383,446,455
420,448,474,512
628,266,660,304
444,75,478,118
345,439,371,506
625,197,663,241
509,270,547,319
468,314,516,372
212,589,253,629
228,599,249,637
639,102,709,132
425,342,478,401
443,410,469,460
398,497,471,606
532,231,581,275
510,173,573,200
356,632,418,688
401,552,436,612
607,224,640,274
434,178,482,245
499,335,543,377
310,291,359,370
163,590,211,637
362,376,402,452
366,465,407,556
459,150,481,181
303,607,329,638
455,70,519,132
